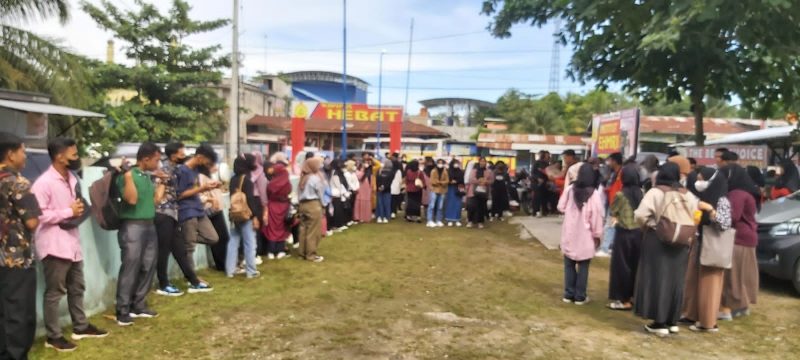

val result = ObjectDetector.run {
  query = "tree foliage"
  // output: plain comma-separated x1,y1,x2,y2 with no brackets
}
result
79,0,230,151
482,0,800,145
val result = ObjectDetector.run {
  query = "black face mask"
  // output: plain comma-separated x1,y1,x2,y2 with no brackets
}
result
67,159,82,171
174,156,187,165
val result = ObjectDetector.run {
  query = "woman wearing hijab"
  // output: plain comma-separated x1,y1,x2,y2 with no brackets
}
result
680,167,732,333
639,154,660,191
489,161,512,221
353,159,374,223
557,163,604,305
421,156,435,214
404,160,426,222
328,159,350,231
445,159,465,226
390,154,404,219
298,157,326,263
264,161,292,260
719,164,760,320
198,164,229,272
226,154,261,278
607,164,644,311
427,158,450,227
251,151,269,257
746,166,766,203
344,160,360,225
375,159,394,223
466,157,494,229
633,162,699,336
770,159,799,199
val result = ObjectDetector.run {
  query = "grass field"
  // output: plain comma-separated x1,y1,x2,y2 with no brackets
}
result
30,218,800,359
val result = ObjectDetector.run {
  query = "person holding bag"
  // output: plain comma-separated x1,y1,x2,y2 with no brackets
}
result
633,162,699,337
681,167,733,333
404,160,426,223
466,157,493,229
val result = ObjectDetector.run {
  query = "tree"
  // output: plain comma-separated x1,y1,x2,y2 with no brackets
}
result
80,0,230,145
0,0,92,108
482,0,800,145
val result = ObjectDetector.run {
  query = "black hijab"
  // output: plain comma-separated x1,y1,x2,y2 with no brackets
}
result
778,159,800,192
449,160,464,185
573,163,597,210
696,167,728,207
620,164,643,209
407,160,420,173
686,170,699,197
723,164,762,210
746,166,765,188
655,162,681,188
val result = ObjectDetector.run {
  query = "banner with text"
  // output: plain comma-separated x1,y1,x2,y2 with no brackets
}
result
685,145,769,169
592,108,640,159
292,101,404,122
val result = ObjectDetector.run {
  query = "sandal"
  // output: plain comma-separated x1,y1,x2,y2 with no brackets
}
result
607,301,631,311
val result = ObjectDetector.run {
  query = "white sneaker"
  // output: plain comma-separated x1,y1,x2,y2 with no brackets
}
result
436,221,444,227
426,222,436,228
447,222,453,227
347,221,355,226
336,226,348,232
325,230,334,237
391,213,396,219
466,222,473,228
455,222,462,227
286,234,294,244
267,253,276,260
276,252,288,260
595,250,611,258
293,242,300,249
255,256,264,265
489,217,495,222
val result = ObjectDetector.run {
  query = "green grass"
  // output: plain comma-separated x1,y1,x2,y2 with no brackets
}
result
30,219,800,359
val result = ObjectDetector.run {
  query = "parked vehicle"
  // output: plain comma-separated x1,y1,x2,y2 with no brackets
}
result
756,192,800,295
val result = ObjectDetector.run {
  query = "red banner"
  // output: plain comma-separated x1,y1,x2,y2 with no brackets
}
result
310,103,403,122
390,121,402,154
291,117,305,171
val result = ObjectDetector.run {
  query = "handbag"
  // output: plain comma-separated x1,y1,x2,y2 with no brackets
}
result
59,179,92,230
700,226,736,269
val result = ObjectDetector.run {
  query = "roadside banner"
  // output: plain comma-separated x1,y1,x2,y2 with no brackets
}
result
591,108,640,159
685,145,769,168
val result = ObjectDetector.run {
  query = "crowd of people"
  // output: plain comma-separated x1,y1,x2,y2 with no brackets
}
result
556,147,786,336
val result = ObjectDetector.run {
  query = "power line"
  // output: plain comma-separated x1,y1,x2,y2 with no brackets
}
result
242,48,552,56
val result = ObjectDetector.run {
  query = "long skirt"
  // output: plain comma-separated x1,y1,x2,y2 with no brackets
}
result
406,191,423,218
490,184,510,217
722,245,759,311
682,237,725,329
354,188,373,222
467,193,488,224
633,229,690,325
330,197,347,229
392,194,403,214
444,186,463,222
608,227,642,302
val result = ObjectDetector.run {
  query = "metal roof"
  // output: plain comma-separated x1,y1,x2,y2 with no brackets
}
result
673,125,796,147
0,99,105,117
418,98,495,109
283,71,369,90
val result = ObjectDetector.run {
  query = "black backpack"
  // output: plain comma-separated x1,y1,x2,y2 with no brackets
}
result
89,168,123,230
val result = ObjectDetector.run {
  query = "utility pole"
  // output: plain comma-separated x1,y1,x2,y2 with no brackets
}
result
376,50,386,156
402,18,414,139
229,0,240,163
548,19,562,94
341,0,348,160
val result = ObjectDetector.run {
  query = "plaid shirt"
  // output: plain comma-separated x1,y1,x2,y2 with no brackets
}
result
0,168,42,269
155,161,179,221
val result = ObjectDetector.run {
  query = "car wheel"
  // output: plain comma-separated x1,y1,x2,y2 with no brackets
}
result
794,259,800,295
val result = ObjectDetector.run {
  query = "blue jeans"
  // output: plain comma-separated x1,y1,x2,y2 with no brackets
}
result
564,257,591,301
600,212,615,253
376,192,392,219
225,220,257,277
427,191,445,222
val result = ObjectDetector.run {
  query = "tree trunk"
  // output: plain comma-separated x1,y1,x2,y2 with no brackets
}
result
691,93,706,146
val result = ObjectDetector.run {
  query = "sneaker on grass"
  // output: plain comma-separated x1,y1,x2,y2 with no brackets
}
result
188,282,214,294
45,337,77,352
131,309,159,319
71,324,108,340
116,313,134,327
156,284,184,297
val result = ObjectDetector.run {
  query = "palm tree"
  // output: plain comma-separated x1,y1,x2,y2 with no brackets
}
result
0,0,91,107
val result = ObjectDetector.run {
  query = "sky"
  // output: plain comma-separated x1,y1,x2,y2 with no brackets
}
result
25,0,601,114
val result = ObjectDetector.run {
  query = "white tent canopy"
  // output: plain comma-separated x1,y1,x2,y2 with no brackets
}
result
0,99,105,117
673,126,795,147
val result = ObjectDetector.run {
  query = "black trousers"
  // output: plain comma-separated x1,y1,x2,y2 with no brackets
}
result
155,214,199,288
0,267,36,360
467,194,488,224
208,212,231,272
532,184,550,215
392,194,403,214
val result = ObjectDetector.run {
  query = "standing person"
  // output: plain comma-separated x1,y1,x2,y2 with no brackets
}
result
639,154,660,191
557,163,604,305
719,164,760,320
198,164,230,272
344,160,360,225
390,153,403,219
421,157,435,216
225,154,261,278
265,161,292,259
251,151,269,258
681,167,731,333
328,159,350,230
176,144,220,274
444,159,465,227
746,165,766,204
607,164,644,311
489,161,511,221
562,150,582,188
376,159,394,223
298,157,326,263
353,154,374,223
633,162,698,336
466,157,493,229
404,160,426,223
154,142,210,296
427,158,449,227
115,142,163,326
0,132,42,359
598,152,624,258
532,152,551,218
33,138,107,352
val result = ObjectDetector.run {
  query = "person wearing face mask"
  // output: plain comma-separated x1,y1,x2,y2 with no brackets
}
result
426,159,449,227
32,138,108,352
444,159,465,226
466,157,494,229
489,161,511,221
680,167,732,333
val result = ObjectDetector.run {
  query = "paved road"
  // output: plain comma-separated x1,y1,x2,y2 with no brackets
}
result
509,216,562,250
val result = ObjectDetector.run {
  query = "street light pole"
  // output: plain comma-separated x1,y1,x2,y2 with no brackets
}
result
228,0,240,163
376,50,385,157
340,0,348,160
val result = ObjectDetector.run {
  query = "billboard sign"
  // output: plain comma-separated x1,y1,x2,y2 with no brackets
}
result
292,101,403,122
685,145,769,168
592,108,640,159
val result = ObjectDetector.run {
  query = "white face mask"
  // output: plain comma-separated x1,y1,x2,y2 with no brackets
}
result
694,180,710,192
437,164,445,169
454,164,461,169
